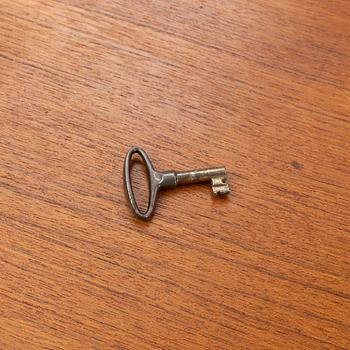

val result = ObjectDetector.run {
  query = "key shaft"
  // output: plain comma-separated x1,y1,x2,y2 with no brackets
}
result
176,167,226,185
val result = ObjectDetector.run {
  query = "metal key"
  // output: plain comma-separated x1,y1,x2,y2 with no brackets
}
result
124,147,230,220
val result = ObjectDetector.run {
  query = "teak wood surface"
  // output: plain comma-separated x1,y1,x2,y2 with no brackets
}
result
1,1,350,349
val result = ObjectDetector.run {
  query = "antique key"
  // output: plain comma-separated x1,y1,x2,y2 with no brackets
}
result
124,147,230,219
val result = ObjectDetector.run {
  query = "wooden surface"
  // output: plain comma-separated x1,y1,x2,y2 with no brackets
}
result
1,1,350,349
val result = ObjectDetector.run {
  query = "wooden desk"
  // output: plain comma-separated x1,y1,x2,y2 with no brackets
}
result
1,1,349,349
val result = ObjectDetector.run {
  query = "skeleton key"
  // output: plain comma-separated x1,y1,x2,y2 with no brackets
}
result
124,147,230,220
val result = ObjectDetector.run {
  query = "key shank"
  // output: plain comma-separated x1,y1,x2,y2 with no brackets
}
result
176,167,227,185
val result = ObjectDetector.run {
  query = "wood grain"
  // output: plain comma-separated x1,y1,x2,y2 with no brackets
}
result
1,1,350,349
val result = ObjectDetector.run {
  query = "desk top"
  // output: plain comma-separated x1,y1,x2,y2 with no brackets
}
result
1,1,349,349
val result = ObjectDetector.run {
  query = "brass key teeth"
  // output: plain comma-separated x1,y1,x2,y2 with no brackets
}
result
211,177,230,195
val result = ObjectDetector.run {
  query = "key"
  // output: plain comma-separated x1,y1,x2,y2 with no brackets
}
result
124,147,230,220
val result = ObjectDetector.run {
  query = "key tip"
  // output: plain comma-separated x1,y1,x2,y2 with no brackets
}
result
211,177,230,195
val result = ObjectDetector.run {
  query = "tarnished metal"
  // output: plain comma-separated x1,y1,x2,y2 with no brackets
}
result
124,147,230,220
